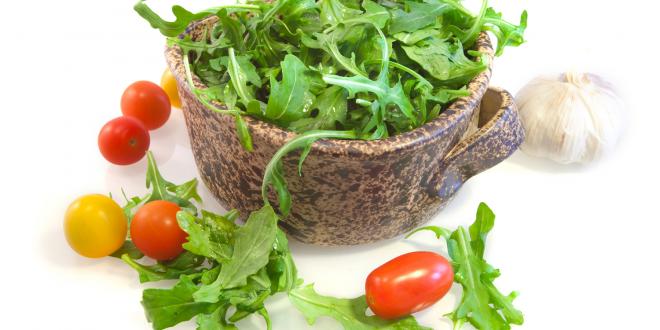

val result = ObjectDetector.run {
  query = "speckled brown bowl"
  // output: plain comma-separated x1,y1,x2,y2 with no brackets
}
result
166,21,524,246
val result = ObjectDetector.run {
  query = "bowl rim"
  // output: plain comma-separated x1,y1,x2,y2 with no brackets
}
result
166,20,494,158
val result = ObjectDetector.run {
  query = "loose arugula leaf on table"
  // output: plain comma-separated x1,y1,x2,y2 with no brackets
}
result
142,274,220,330
289,284,432,330
113,151,202,235
177,211,234,262
111,240,143,259
196,305,237,330
407,202,524,330
194,206,279,303
121,252,205,283
115,157,305,330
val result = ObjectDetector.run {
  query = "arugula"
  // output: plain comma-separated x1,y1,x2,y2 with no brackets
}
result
130,2,529,329
289,284,432,330
114,154,301,329
194,206,279,302
133,1,260,38
389,0,452,34
401,36,487,84
142,274,220,330
136,0,526,211
137,0,526,139
265,54,315,124
407,202,524,330
261,130,360,216
289,85,348,132
117,152,200,225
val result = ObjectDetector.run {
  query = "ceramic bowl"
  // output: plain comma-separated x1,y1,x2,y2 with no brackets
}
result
166,20,524,246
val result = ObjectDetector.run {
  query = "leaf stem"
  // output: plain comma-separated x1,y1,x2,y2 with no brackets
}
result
183,53,246,116
363,60,433,88
261,130,359,209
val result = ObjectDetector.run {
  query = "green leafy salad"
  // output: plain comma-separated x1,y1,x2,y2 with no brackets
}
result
136,0,526,138
135,0,526,215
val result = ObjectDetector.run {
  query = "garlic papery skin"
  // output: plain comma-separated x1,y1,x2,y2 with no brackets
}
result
515,72,624,164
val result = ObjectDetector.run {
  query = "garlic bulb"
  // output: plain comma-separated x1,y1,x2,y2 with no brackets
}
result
515,72,624,164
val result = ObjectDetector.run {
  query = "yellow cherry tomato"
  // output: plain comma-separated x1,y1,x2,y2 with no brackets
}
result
64,194,127,258
161,69,182,108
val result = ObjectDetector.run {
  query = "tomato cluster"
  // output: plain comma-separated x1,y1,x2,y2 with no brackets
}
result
66,70,189,260
98,71,180,165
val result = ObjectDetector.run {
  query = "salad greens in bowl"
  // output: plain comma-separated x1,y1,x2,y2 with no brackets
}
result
136,0,527,245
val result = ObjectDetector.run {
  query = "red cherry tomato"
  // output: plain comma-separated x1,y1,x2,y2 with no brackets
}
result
130,200,187,260
365,251,454,319
121,81,171,130
98,116,150,165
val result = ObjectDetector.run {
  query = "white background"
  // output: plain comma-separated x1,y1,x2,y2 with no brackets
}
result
1,1,658,329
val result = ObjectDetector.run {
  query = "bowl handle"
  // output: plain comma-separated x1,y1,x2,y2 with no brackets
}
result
434,87,525,199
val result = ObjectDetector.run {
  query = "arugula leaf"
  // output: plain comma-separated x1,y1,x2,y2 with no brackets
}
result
268,229,298,293
280,0,322,34
217,10,246,52
393,28,443,45
265,54,315,124
116,151,201,232
322,26,418,126
408,202,524,330
143,152,198,213
194,206,279,302
196,305,237,330
318,0,362,26
234,114,254,152
227,48,256,103
289,86,348,132
401,36,487,84
289,284,432,330
261,130,359,216
483,8,528,56
356,0,389,29
167,178,202,204
177,211,234,262
308,30,367,76
133,1,260,38
121,252,205,283
133,1,217,38
142,274,220,330
389,1,452,34
111,240,143,259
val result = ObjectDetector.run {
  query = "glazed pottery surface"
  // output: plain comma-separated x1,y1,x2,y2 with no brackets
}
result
166,20,524,245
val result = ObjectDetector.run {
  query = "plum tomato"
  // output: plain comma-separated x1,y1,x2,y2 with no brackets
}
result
365,251,454,319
